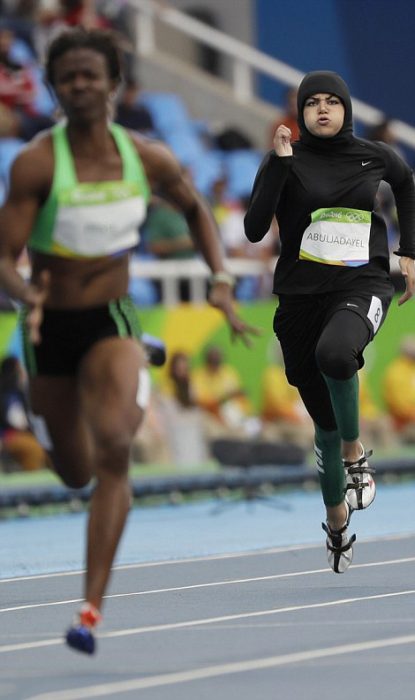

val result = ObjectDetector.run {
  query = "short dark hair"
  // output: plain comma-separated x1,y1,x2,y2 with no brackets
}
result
46,27,123,86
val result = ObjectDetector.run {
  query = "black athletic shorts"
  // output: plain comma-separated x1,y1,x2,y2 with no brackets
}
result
21,296,142,377
273,286,394,387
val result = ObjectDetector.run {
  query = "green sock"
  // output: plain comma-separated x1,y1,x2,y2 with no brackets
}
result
314,424,345,507
323,373,359,442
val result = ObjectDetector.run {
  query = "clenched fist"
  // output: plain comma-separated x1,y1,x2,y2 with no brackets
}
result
273,125,293,157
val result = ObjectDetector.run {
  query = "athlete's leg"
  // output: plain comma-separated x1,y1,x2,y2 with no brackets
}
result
274,296,348,527
316,309,377,510
296,376,347,527
315,309,372,459
29,376,94,488
78,336,147,611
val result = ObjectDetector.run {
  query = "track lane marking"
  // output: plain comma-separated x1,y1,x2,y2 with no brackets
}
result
1,556,414,614
24,634,415,700
1,588,414,654
1,532,413,584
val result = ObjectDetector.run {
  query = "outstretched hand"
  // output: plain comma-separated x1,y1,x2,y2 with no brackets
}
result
25,270,51,345
398,256,415,305
208,282,261,347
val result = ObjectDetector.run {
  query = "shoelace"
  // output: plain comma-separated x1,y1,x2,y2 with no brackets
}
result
343,449,375,474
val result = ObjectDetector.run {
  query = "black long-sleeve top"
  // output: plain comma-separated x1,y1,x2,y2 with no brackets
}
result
244,138,415,295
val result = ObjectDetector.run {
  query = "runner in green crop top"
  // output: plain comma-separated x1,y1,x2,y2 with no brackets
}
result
0,28,259,655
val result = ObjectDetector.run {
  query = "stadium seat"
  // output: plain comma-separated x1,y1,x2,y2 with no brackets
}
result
223,149,263,199
138,92,192,135
0,138,25,188
191,149,224,197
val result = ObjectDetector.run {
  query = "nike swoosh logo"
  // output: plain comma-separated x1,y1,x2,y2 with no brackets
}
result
362,161,371,166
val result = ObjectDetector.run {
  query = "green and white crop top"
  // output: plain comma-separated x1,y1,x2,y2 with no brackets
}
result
28,122,150,258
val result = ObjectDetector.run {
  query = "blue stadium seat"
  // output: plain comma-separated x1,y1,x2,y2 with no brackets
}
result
191,149,224,197
223,149,263,199
31,65,56,116
138,92,192,135
9,36,35,65
0,138,25,188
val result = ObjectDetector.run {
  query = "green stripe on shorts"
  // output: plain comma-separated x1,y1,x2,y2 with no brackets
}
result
119,296,142,339
109,300,128,337
20,307,37,377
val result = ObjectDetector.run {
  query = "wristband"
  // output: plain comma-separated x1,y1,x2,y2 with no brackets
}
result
210,271,236,287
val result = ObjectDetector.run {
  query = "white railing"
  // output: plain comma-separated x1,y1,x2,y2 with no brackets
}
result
130,256,274,305
128,0,415,149
18,254,402,306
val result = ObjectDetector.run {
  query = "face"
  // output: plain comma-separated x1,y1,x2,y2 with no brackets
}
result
51,48,116,124
303,93,345,138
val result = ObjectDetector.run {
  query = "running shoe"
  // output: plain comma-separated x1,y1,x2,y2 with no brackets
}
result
65,603,102,655
343,447,375,510
322,502,356,574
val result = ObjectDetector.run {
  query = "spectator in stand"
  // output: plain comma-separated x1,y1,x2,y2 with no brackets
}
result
115,79,156,137
60,0,110,29
0,21,54,139
0,354,46,471
216,193,276,299
382,336,415,443
191,345,255,438
260,343,314,450
162,351,196,408
143,196,197,301
210,173,238,226
358,368,396,448
157,350,210,466
268,86,299,147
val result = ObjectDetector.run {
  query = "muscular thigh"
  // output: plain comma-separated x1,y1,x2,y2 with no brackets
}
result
29,376,93,482
78,337,147,447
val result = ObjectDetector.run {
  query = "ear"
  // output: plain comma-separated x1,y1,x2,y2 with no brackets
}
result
109,79,120,100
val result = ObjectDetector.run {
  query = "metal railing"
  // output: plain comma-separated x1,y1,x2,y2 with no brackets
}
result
129,0,415,149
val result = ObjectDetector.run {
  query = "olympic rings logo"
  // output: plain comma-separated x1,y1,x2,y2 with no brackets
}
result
346,212,365,222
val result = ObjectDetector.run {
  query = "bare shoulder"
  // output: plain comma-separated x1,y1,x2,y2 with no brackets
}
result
127,131,182,186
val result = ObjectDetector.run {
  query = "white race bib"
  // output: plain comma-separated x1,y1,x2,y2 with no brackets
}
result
299,207,371,267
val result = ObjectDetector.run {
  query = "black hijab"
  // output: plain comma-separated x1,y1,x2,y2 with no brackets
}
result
297,70,354,150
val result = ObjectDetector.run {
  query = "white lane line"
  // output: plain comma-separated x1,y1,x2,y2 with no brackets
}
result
1,532,413,584
1,588,414,654
0,544,318,584
24,634,415,700
1,556,414,615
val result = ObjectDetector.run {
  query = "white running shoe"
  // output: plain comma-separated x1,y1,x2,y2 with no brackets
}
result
343,447,376,510
322,503,356,574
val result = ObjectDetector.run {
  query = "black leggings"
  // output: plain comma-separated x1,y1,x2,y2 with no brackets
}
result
297,310,370,431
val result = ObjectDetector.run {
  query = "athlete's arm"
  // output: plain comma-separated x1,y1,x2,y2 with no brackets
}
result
140,140,229,273
244,127,293,243
0,140,52,341
379,142,415,258
137,138,260,345
378,143,415,305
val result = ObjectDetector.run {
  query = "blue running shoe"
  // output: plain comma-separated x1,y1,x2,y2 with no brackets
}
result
65,603,101,655
65,624,96,654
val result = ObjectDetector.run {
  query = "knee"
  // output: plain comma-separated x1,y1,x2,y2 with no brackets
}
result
94,431,132,476
64,474,91,490
49,448,92,489
315,339,357,380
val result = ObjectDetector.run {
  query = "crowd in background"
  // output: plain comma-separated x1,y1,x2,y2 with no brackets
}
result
2,335,415,473
0,2,410,307
0,3,414,473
